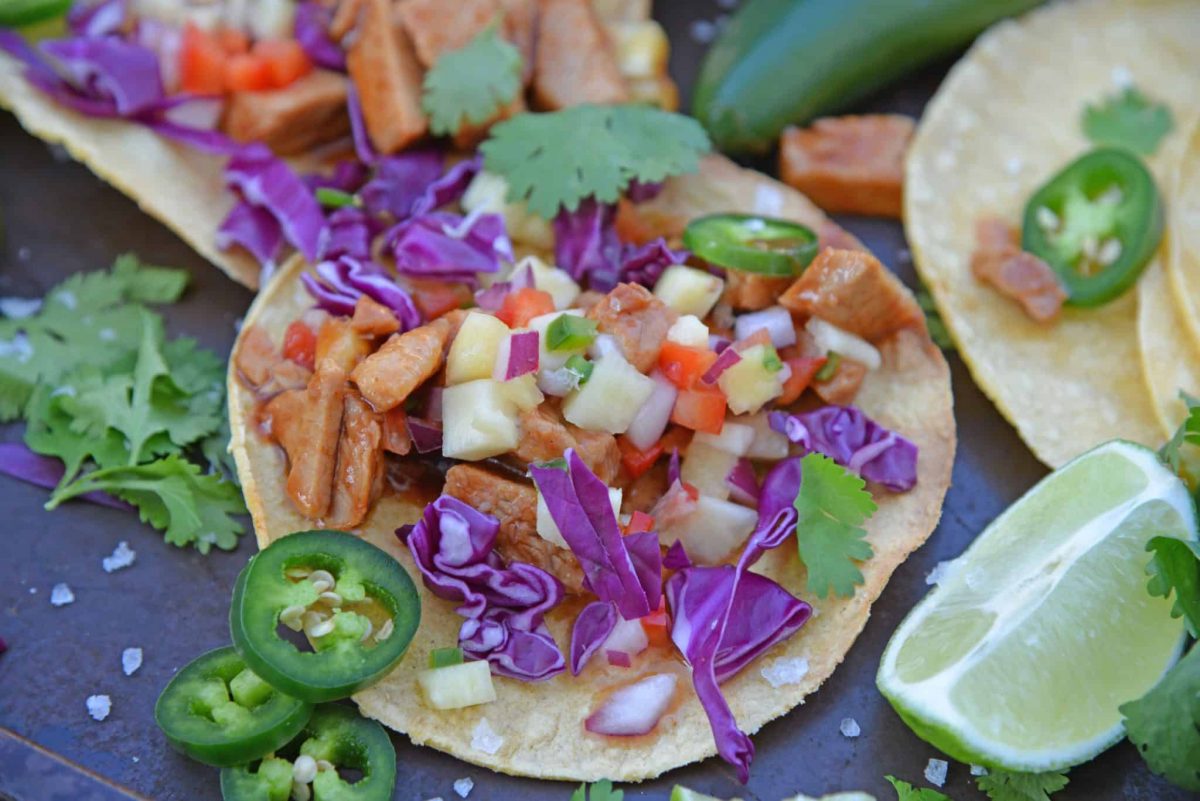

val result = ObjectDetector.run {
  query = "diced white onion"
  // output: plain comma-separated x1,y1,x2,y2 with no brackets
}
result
623,371,677,451
734,306,796,349
741,412,790,461
692,422,755,456
587,333,622,361
585,674,677,736
666,315,709,348
601,617,649,659
805,318,881,371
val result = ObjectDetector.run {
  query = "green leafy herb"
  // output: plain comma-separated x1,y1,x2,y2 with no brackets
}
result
314,187,360,209
1144,535,1200,637
792,452,876,598
570,780,623,801
884,776,952,801
1082,86,1173,156
976,769,1069,801
481,104,711,219
1122,644,1200,791
422,23,522,137
1160,392,1200,491
916,287,954,351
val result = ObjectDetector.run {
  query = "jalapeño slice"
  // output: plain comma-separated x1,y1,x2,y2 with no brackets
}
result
230,530,420,703
1021,147,1163,307
154,646,313,767
0,0,71,28
220,705,397,801
683,213,818,276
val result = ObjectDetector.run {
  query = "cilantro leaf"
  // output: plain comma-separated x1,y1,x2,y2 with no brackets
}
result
481,104,711,218
1145,535,1200,637
1082,87,1173,156
48,455,246,553
23,384,128,489
422,23,522,137
1122,643,1200,791
1159,392,1200,491
884,776,952,800
976,769,1068,801
569,781,623,801
793,452,876,599
111,253,189,304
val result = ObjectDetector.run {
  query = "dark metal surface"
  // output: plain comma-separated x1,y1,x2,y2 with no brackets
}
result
0,3,1192,800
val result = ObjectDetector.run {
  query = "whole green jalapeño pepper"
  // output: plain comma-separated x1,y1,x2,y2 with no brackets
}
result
1021,147,1163,307
230,530,420,703
154,646,313,767
220,705,397,801
683,213,818,276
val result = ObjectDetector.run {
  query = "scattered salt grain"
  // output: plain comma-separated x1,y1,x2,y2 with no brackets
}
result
689,19,716,44
0,297,42,319
1004,156,1023,176
970,764,988,777
102,541,136,573
925,758,949,787
760,657,809,688
839,717,861,738
1111,65,1133,88
925,561,953,586
56,290,77,310
453,778,474,798
28,587,36,595
122,647,143,676
86,694,112,721
50,583,75,607
17,247,31,262
471,718,504,755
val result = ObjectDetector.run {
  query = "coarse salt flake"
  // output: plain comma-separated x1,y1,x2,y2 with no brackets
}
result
689,19,716,44
122,647,143,676
753,184,784,216
925,758,949,787
453,778,474,798
1111,65,1133,88
50,583,75,607
925,561,954,586
103,541,136,573
970,765,988,777
86,694,112,721
760,657,809,688
0,297,42,319
471,718,504,755
839,717,861,738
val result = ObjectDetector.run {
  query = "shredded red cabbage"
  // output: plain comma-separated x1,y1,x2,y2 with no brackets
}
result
225,147,325,263
474,261,533,310
406,418,443,454
360,149,443,219
412,155,482,217
400,495,566,681
216,201,284,268
68,0,126,38
621,238,689,288
294,1,346,72
570,600,618,675
40,36,162,115
0,442,131,510
530,450,662,621
305,161,370,194
316,207,376,262
553,199,687,291
769,407,918,492
301,256,422,330
386,211,511,282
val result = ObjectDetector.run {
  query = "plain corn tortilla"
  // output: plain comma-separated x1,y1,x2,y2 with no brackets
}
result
229,155,956,781
905,0,1200,467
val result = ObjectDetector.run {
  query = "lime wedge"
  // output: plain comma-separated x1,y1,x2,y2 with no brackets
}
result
878,440,1196,771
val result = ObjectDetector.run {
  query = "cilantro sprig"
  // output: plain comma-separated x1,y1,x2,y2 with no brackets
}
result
884,776,950,800
1159,392,1200,492
1144,536,1200,638
793,452,876,599
976,769,1069,801
570,780,622,801
422,23,522,137
481,104,712,219
0,256,245,552
1082,86,1173,157
1122,643,1200,792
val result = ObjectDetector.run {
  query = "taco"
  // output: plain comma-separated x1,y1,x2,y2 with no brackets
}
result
0,0,676,289
905,0,1200,468
227,151,955,782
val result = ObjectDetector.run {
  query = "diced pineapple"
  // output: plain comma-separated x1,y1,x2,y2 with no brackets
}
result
741,412,791,460
537,487,623,547
417,661,497,710
562,354,655,434
717,344,785,415
529,310,587,372
246,0,295,39
462,172,554,252
680,441,738,501
653,266,724,318
666,314,710,348
446,312,509,385
607,21,669,79
692,422,755,456
441,380,521,460
501,373,543,412
656,495,758,565
517,256,580,310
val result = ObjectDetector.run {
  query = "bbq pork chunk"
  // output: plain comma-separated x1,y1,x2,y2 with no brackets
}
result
534,0,630,109
350,317,451,412
346,0,427,154
586,282,677,373
224,70,351,156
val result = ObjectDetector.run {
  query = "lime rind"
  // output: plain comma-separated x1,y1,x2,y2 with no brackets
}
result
878,440,1197,771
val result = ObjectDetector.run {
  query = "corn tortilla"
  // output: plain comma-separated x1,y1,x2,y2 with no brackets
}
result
229,155,956,781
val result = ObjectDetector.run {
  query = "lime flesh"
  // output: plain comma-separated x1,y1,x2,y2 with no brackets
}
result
878,440,1196,771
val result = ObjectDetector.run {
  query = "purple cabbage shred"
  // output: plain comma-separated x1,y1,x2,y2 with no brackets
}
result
768,406,919,491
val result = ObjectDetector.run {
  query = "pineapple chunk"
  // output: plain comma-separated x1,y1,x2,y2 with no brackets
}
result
656,495,758,565
666,314,710,348
607,20,670,79
741,412,791,460
562,354,655,434
446,312,509,385
692,422,755,456
441,379,521,460
537,487,623,548
501,373,543,411
462,172,554,252
417,661,497,710
653,265,724,318
529,310,587,372
526,257,581,310
246,0,295,39
681,441,738,501
717,344,785,415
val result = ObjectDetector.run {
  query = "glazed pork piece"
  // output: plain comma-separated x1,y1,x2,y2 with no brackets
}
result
513,406,622,483
970,217,1066,323
534,0,630,109
350,317,451,412
266,360,347,520
223,70,351,155
346,0,428,153
586,283,677,372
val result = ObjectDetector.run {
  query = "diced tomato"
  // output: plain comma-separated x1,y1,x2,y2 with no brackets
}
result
253,39,312,89
496,288,555,328
216,27,250,55
282,320,317,370
658,341,717,390
618,436,663,480
778,356,827,405
180,24,228,95
641,597,671,647
671,386,726,435
624,510,655,536
681,481,700,501
411,281,472,320
224,53,273,92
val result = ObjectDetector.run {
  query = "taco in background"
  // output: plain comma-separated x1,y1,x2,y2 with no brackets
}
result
906,0,1199,467
227,150,955,783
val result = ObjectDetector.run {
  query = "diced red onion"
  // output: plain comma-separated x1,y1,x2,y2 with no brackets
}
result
501,331,539,380
709,335,732,354
701,347,741,385
588,333,621,361
585,673,678,736
726,458,760,507
606,649,632,668
624,371,677,452
474,282,512,311
423,386,443,423
407,419,443,454
734,307,796,349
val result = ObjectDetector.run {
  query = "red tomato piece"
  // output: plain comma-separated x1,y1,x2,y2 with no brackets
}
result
617,437,663,480
180,24,228,95
670,386,726,435
253,39,312,89
624,510,655,536
658,341,717,390
496,288,555,329
777,356,827,406
223,53,273,92
282,320,317,370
